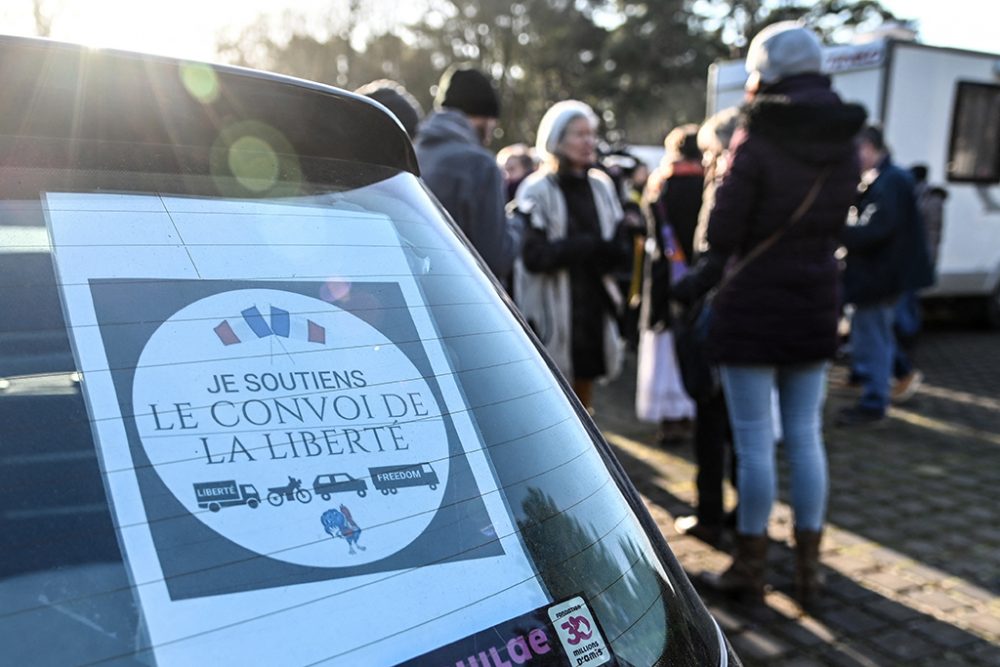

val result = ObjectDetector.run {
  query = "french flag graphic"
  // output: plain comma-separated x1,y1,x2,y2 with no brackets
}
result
214,304,325,346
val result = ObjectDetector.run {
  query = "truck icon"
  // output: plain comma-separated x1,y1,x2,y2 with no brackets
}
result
193,481,261,512
368,463,439,495
313,473,368,499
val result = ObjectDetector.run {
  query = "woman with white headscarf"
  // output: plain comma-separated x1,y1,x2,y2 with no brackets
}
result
513,100,627,410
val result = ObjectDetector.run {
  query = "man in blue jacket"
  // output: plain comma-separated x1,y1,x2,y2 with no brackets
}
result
415,65,522,284
839,126,934,425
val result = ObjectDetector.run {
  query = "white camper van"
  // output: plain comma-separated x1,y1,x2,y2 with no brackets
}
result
708,39,1000,326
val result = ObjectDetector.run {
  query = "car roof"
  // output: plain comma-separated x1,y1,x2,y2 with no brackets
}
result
0,35,418,177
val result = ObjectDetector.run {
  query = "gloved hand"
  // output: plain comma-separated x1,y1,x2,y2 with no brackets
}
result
559,234,602,264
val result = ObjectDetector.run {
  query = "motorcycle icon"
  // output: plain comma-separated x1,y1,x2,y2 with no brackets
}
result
267,476,313,507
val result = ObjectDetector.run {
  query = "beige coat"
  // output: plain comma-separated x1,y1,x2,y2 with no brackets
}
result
513,168,624,381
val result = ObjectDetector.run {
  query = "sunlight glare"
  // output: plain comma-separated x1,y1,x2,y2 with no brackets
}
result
180,62,221,104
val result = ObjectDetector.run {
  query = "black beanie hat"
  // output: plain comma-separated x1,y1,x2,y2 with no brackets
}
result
435,65,500,118
355,80,424,139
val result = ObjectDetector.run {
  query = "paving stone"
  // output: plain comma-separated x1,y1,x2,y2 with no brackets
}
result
773,658,827,667
964,640,1000,664
821,608,887,634
861,597,926,623
900,539,946,560
895,499,930,515
863,547,906,568
770,617,837,648
899,561,951,584
861,569,919,593
907,617,981,649
832,513,866,530
867,628,938,661
965,507,995,522
902,587,974,614
912,652,979,667
823,552,877,576
816,640,887,667
963,611,1000,639
942,534,981,552
973,526,1000,543
824,577,879,603
943,581,999,605
729,628,792,661
860,525,901,543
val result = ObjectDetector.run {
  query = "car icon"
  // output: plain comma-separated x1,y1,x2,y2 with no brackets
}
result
313,473,368,499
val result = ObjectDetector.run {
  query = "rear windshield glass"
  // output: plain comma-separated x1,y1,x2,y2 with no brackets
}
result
0,157,719,666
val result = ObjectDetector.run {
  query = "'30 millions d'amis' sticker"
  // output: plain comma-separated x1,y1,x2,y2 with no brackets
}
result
132,288,450,567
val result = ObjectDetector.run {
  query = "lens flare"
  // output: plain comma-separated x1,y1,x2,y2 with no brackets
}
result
228,135,280,192
179,63,220,104
320,279,352,303
210,121,303,197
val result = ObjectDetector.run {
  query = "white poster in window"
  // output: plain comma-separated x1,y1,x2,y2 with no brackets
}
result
45,192,548,665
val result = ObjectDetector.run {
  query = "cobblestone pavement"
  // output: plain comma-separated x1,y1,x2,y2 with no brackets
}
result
593,329,1000,666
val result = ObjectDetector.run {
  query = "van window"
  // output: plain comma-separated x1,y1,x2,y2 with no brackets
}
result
947,81,1000,183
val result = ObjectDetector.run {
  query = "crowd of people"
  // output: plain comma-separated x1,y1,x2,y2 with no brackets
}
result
356,20,942,610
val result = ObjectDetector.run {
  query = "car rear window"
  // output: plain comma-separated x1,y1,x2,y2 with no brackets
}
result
0,156,720,666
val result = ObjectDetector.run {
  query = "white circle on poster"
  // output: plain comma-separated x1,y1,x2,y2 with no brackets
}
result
132,288,450,567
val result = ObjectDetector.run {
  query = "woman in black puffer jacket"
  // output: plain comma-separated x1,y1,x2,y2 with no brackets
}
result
674,22,866,606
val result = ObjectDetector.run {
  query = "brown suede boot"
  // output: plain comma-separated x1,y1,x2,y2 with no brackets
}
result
794,529,824,607
702,533,768,602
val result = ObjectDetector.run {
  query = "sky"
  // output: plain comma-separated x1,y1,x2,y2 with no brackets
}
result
0,0,996,64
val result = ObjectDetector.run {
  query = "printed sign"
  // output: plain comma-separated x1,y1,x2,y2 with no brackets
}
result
45,193,548,665
823,41,886,74
131,286,453,570
400,595,617,667
92,278,497,598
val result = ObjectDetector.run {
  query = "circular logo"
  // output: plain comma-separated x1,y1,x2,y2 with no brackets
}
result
132,288,450,567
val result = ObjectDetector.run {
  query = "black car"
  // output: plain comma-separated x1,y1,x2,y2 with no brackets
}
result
313,473,369,499
0,35,740,666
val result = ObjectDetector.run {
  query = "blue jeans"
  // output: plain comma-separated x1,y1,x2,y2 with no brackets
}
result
851,300,897,414
719,363,829,535
893,290,921,379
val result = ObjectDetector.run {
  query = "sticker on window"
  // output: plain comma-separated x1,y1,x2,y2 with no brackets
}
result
45,192,548,665
401,594,617,666
548,596,613,666
106,280,487,594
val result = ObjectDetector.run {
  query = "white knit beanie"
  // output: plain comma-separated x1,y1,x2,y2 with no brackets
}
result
745,21,823,85
535,100,599,162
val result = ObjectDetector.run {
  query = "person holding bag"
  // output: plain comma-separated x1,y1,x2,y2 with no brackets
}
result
635,125,702,445
673,22,866,605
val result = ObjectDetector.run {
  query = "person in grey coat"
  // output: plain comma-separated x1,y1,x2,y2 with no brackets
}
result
414,65,521,283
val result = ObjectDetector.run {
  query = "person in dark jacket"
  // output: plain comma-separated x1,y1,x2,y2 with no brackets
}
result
674,22,866,605
886,164,947,403
635,125,702,445
647,125,705,265
838,126,935,424
414,65,522,283
670,115,742,546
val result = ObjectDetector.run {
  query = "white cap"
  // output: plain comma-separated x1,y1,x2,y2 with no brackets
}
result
535,100,598,162
746,22,823,85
